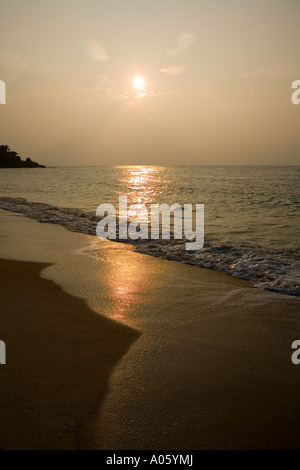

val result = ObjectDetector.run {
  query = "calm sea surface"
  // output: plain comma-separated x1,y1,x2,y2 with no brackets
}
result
0,166,299,296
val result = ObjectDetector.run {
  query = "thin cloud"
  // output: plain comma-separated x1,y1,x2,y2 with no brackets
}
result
167,32,196,56
0,52,28,76
71,74,110,88
160,66,185,76
85,41,109,61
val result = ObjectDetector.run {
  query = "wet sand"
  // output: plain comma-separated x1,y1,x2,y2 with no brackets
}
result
80,243,300,450
0,209,299,449
0,258,139,450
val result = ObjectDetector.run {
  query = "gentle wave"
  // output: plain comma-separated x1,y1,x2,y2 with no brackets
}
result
0,197,299,297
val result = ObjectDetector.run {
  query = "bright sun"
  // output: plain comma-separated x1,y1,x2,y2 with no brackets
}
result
133,76,145,90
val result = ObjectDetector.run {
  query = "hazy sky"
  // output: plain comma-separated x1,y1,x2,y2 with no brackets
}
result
0,0,299,165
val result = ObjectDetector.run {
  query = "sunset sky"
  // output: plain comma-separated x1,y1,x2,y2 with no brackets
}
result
0,0,299,166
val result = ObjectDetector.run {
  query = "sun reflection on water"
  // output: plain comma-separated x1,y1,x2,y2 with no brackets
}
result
92,242,153,325
92,167,173,323
115,166,171,208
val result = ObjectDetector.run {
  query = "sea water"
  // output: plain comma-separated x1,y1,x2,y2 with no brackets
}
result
0,165,299,296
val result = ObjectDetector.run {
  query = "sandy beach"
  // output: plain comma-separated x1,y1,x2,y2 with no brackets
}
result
0,258,138,450
1,0,299,452
0,209,299,449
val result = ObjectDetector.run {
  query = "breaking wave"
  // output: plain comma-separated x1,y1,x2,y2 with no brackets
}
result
0,196,299,297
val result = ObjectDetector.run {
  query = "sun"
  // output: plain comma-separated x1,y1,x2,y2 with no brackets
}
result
133,76,145,90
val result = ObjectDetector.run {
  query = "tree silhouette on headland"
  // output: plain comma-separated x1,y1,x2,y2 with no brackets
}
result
0,146,46,168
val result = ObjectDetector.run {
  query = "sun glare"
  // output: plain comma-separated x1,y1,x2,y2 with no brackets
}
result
133,76,145,90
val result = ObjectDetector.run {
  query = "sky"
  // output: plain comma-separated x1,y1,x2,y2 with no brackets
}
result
0,0,299,166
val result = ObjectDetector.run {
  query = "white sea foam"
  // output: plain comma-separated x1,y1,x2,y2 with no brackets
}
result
0,196,299,297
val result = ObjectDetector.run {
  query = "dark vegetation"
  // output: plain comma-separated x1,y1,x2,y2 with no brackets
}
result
0,145,46,168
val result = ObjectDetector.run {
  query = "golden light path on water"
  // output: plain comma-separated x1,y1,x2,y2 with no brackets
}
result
93,166,172,323
115,165,170,208
98,243,153,323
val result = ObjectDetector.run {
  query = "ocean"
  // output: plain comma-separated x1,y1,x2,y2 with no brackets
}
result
0,165,299,296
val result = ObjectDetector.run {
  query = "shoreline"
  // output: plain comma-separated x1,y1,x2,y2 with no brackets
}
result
0,258,139,449
0,210,300,449
0,199,298,297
